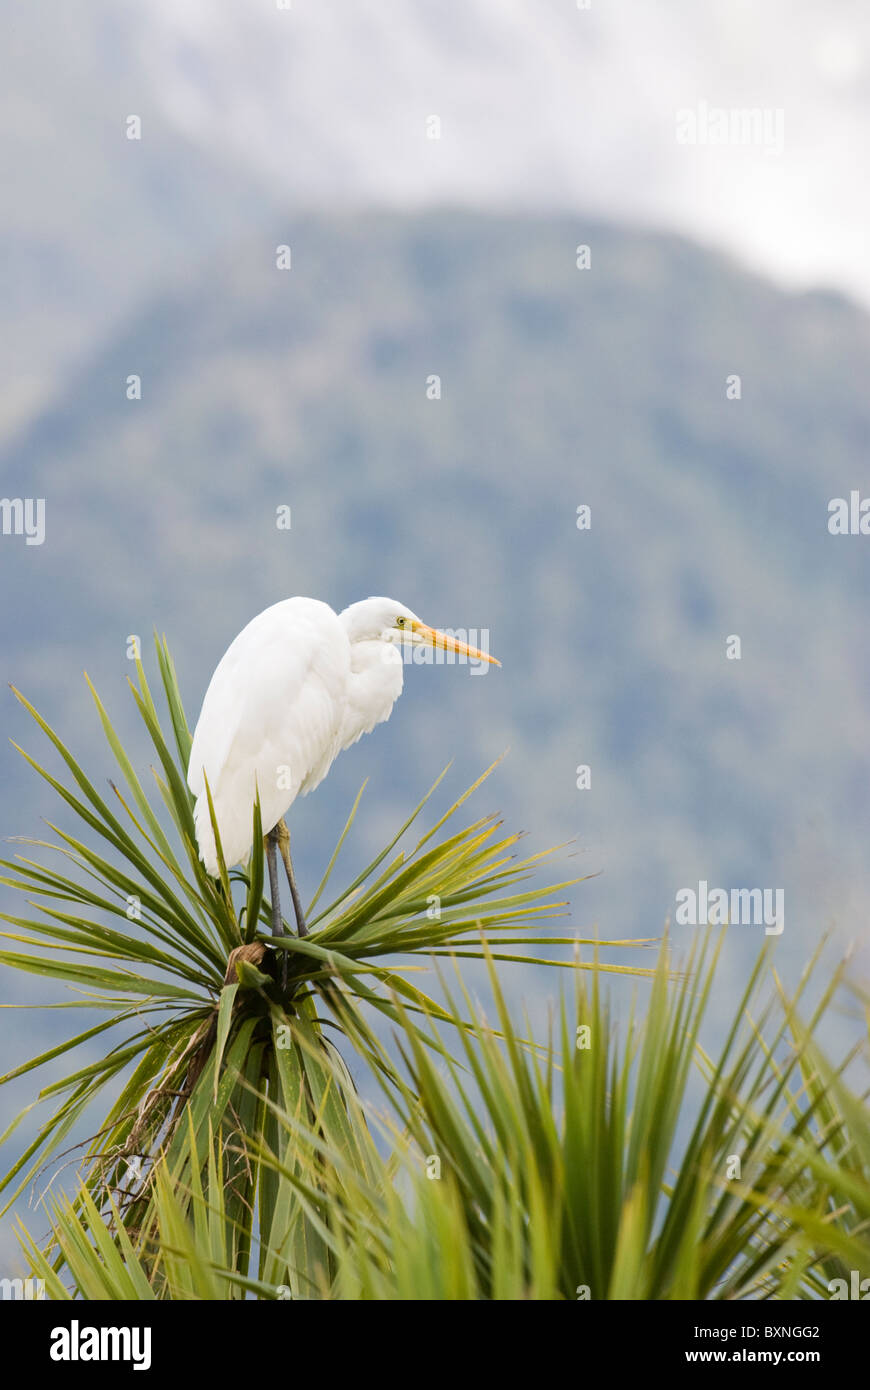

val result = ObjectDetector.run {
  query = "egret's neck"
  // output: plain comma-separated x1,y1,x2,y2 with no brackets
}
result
339,641,405,750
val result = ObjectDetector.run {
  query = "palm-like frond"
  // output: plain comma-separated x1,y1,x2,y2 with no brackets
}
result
0,637,648,1285
345,934,870,1299
18,935,869,1300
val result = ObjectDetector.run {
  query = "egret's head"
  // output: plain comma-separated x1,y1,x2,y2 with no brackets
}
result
339,597,500,667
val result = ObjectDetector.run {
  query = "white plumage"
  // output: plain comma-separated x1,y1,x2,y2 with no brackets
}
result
187,595,498,878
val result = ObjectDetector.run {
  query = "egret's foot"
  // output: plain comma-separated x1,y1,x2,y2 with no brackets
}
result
276,819,308,938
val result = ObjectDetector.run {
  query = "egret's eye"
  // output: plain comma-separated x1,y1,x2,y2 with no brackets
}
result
396,617,406,628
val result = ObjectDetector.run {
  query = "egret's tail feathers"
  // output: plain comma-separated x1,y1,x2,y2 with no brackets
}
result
193,791,262,880
192,796,221,879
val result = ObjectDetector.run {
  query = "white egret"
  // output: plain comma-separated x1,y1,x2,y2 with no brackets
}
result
187,597,499,968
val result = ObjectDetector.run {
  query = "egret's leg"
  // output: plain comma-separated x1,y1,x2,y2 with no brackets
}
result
276,819,308,938
265,827,288,989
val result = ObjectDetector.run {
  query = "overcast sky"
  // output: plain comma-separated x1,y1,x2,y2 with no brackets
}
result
138,0,870,303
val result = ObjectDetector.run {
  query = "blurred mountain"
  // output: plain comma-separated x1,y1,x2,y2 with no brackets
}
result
3,209,870,996
134,0,870,302
2,0,870,1274
0,2,280,433
3,0,870,436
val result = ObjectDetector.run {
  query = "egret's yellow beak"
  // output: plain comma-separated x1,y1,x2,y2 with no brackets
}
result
413,622,501,666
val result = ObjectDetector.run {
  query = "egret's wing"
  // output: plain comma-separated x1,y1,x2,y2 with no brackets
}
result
187,598,349,870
